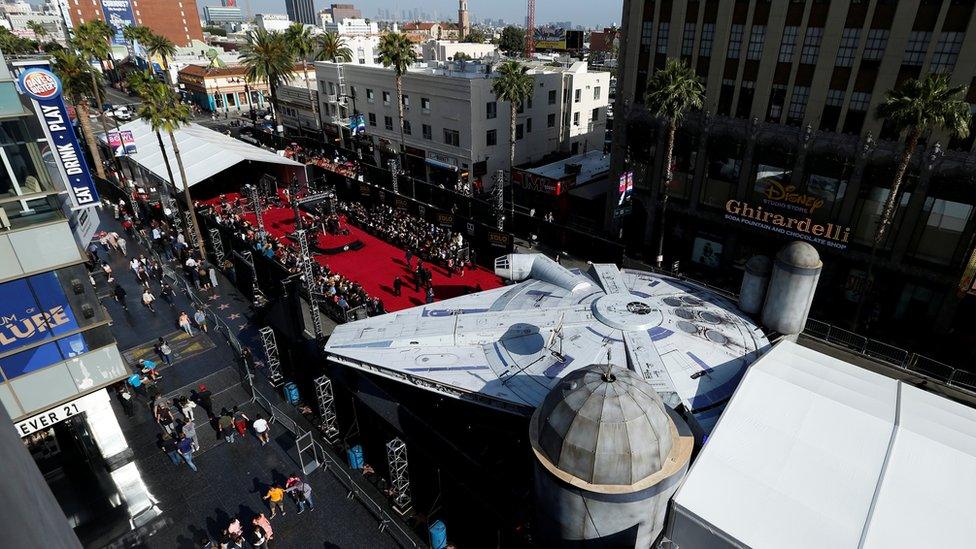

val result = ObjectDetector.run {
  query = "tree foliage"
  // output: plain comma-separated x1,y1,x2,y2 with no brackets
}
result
498,26,525,55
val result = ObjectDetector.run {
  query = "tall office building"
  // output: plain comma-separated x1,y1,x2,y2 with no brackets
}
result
610,0,976,346
328,2,362,22
285,0,315,25
66,0,204,46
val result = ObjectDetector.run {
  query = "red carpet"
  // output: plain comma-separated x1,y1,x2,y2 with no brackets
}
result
204,196,502,311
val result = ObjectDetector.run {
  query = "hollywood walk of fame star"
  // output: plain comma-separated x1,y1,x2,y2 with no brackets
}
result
238,324,248,331
218,304,230,310
228,313,241,320
209,294,220,301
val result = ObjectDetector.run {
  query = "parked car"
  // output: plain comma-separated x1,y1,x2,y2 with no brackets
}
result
113,106,133,121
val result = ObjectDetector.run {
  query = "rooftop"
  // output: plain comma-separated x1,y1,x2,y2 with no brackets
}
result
524,150,610,186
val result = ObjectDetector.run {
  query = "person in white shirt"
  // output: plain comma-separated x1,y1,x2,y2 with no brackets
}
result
130,258,141,274
142,289,156,313
252,414,270,446
185,257,198,269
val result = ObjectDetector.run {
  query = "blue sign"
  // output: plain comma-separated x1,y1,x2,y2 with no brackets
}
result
100,0,136,46
18,68,99,208
0,272,80,356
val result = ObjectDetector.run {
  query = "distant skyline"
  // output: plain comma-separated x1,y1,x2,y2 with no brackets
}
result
198,0,621,28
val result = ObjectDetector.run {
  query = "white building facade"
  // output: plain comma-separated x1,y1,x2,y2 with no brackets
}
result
321,17,377,36
420,40,499,62
314,60,610,190
255,13,291,33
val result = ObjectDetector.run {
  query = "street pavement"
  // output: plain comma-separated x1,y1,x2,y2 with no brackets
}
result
89,213,402,548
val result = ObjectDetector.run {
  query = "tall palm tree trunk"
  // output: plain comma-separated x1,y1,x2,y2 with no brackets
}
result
656,120,676,268
395,74,406,154
169,129,206,258
303,60,319,130
90,70,128,185
508,101,517,228
854,127,920,329
269,81,280,136
155,129,180,220
76,101,106,179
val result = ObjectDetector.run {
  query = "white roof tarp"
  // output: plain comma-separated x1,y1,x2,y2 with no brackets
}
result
670,339,976,549
99,119,303,190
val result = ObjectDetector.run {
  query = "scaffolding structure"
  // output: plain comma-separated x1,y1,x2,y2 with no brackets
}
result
184,211,198,247
389,159,399,194
237,249,264,304
313,375,339,443
295,228,323,338
259,326,284,386
247,183,266,244
493,170,505,230
386,437,413,515
209,228,224,264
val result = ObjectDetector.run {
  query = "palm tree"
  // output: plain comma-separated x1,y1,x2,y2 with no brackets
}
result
490,60,533,226
73,22,122,181
51,48,106,179
128,72,179,214
315,31,353,63
143,32,177,84
136,81,206,257
377,32,416,155
644,58,704,267
239,28,293,134
122,25,154,76
26,21,47,51
285,23,319,133
853,73,972,327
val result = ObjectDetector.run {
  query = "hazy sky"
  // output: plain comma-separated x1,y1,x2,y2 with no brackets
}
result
198,0,622,28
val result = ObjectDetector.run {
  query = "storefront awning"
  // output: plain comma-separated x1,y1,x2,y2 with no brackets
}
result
99,119,303,190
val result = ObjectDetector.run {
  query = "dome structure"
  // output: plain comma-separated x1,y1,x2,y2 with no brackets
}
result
776,241,822,270
532,365,676,487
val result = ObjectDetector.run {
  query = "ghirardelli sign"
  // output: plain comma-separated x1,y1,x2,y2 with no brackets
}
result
725,200,851,250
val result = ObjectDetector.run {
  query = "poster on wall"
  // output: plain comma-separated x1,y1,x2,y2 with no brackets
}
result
100,0,136,47
691,237,723,268
533,27,567,50
107,130,137,157
0,273,79,359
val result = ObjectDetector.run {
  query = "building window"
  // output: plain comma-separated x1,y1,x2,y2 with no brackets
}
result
682,22,696,56
835,28,860,67
592,107,599,121
548,89,557,104
931,32,963,74
909,198,974,265
727,24,744,59
486,101,497,119
516,123,524,140
851,187,912,248
402,94,410,108
863,29,888,61
593,86,601,100
547,113,556,127
699,23,715,57
787,86,809,124
903,31,932,66
656,22,669,54
849,91,871,112
641,21,653,48
421,97,431,112
486,129,497,146
800,27,822,65
573,112,580,126
368,113,376,126
366,88,374,103
825,89,845,107
747,25,765,61
778,26,798,63
422,124,432,140
384,116,393,130
382,91,391,104
404,120,412,135
444,128,460,146
574,89,581,103
527,117,532,132
767,84,787,122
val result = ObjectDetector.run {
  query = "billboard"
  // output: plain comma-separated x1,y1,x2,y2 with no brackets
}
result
533,27,567,50
100,0,136,46
0,272,81,378
107,130,137,157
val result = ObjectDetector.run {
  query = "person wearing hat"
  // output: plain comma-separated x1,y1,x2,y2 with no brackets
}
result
195,384,214,418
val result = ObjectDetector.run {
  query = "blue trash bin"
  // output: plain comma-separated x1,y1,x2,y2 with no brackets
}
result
429,520,447,549
347,444,364,469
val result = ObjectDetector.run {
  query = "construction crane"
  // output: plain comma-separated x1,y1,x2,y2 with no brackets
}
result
524,0,535,57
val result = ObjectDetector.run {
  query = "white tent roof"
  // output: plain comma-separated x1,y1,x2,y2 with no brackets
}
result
671,340,976,549
99,119,303,190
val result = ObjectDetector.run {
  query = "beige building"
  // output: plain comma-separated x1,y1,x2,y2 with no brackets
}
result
315,59,610,190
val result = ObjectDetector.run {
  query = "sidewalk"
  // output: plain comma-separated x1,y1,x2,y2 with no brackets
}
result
90,214,403,548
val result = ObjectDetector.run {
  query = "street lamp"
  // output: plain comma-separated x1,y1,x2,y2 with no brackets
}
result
228,77,252,121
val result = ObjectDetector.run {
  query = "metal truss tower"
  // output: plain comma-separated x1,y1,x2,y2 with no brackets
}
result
247,183,266,243
525,0,535,57
258,326,284,386
295,228,323,338
209,228,224,264
385,437,413,515
313,375,339,443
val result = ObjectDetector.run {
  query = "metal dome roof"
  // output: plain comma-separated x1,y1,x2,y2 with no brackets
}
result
776,241,822,269
531,365,675,488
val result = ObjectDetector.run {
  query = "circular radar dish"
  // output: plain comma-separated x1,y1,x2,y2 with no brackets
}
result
591,294,664,331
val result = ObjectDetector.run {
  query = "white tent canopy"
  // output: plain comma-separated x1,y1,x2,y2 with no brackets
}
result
99,119,303,191
668,340,976,549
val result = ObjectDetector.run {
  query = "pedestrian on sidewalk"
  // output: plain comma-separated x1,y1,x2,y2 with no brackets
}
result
118,384,135,417
252,513,273,543
177,435,197,471
156,337,173,365
209,265,219,289
263,484,286,517
160,282,175,305
142,288,156,312
179,311,194,336
161,433,180,465
179,395,196,421
195,384,214,418
117,235,127,256
218,409,236,443
232,407,250,440
139,359,161,381
226,517,244,547
181,418,200,451
113,284,128,311
285,477,314,513
194,308,209,333
155,402,176,434
251,524,268,549
252,413,270,446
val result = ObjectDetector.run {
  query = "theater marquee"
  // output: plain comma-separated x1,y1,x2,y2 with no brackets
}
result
725,199,851,250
